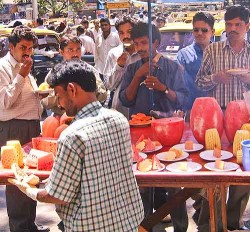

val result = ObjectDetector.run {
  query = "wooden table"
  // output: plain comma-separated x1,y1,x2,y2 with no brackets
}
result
0,123,250,232
131,123,250,232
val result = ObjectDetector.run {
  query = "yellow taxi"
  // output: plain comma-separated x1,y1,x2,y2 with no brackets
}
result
0,27,60,50
158,21,225,60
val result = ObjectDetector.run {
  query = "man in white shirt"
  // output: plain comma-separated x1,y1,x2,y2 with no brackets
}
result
76,25,95,55
36,18,47,46
103,16,140,118
0,25,49,232
94,17,121,75
91,19,102,41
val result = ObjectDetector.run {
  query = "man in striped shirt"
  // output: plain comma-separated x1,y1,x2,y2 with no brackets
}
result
196,5,250,231
196,5,250,109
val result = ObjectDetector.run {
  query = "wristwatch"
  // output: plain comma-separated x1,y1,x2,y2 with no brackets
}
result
165,86,169,94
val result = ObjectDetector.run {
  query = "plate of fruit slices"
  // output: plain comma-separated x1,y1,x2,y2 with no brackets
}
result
133,152,147,163
143,145,163,153
156,151,189,162
33,89,54,94
199,150,233,161
132,162,165,173
166,161,202,173
135,140,163,153
204,161,239,172
129,113,152,127
172,143,204,152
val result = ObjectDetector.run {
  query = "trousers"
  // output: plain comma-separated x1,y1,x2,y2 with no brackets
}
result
196,185,250,231
0,119,40,232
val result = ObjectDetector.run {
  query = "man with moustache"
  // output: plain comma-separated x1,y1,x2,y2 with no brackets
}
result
103,16,140,118
196,5,250,231
119,22,189,232
0,26,49,232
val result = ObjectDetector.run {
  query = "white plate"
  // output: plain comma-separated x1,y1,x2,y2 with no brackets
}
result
156,151,189,162
166,161,202,173
133,163,165,173
143,145,163,153
133,152,147,163
226,69,249,75
33,89,54,94
173,143,204,152
204,162,239,172
199,150,233,161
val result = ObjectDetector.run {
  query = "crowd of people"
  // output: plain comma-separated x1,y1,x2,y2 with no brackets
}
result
0,4,249,232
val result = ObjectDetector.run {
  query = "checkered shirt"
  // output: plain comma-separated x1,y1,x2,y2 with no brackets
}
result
45,101,144,231
196,40,250,108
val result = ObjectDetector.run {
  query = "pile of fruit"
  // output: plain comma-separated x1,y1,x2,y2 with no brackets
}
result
129,113,151,125
42,112,74,138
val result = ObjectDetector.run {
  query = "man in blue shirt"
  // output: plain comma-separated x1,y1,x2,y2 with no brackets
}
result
119,22,189,232
176,12,216,229
177,12,215,112
119,22,188,117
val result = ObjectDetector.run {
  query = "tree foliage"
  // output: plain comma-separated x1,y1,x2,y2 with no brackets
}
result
37,0,86,17
37,0,68,17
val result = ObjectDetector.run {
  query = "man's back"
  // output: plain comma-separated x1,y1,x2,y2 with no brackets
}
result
47,102,144,231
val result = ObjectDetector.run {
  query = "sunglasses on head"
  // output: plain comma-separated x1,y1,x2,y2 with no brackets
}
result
193,28,209,33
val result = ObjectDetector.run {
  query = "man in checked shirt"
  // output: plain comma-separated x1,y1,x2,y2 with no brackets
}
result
10,59,144,232
196,5,250,231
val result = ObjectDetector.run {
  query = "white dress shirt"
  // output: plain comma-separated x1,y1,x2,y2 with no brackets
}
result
94,32,121,74
103,44,140,118
0,52,42,121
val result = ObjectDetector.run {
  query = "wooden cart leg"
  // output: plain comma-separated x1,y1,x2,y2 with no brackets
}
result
207,187,217,232
220,184,228,232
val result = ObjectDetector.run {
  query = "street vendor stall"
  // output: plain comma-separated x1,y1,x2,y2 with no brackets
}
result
1,123,249,232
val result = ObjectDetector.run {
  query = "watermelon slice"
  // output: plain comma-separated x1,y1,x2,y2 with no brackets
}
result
132,145,144,163
26,149,54,171
152,155,162,170
136,134,145,144
32,137,57,156
144,138,156,151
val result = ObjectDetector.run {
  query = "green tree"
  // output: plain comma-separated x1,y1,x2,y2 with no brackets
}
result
37,0,68,17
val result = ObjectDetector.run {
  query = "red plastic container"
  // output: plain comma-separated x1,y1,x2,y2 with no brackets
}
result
151,117,184,146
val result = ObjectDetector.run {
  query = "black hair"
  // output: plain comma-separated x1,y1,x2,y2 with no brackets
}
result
115,16,135,31
131,22,161,44
49,60,96,92
81,19,89,25
225,5,249,24
193,12,215,29
76,25,85,35
36,17,43,25
59,35,82,50
13,21,22,28
100,18,110,25
8,25,37,47
156,16,166,23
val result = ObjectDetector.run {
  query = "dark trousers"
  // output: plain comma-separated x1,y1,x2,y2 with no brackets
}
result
0,119,40,232
195,186,250,231
141,187,188,232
